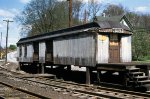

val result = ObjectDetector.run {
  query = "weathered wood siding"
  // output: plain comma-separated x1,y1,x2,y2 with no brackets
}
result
18,44,33,63
97,34,109,63
26,44,33,62
120,36,132,62
33,42,39,61
53,33,96,66
21,45,25,62
17,45,23,62
39,42,46,63
45,41,53,62
120,19,129,28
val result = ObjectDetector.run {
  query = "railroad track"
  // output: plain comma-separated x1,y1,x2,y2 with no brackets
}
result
0,74,51,99
7,74,150,98
37,77,150,96
28,77,150,99
0,83,40,99
1,66,150,99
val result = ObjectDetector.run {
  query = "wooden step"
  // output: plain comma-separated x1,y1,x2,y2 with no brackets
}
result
134,76,148,79
141,84,150,92
126,66,136,69
142,84,150,87
133,76,148,81
129,72,144,76
146,91,150,93
138,80,150,84
127,68,140,71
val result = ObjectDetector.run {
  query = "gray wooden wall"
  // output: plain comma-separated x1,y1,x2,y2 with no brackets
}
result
20,45,24,62
120,35,132,62
53,33,96,66
17,33,132,65
26,44,33,62
39,42,46,63
97,34,109,63
17,44,34,63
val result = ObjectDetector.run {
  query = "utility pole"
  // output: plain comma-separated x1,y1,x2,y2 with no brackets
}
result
3,19,13,63
67,0,72,27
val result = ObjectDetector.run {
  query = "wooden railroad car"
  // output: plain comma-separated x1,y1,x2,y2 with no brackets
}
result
17,16,150,91
17,17,132,66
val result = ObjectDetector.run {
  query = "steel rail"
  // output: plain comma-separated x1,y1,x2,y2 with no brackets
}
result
18,77,150,99
37,77,150,98
0,76,50,99
1,66,150,98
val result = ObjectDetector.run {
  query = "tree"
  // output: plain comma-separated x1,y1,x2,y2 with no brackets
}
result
103,4,125,16
16,0,84,37
72,0,84,25
128,13,150,60
87,0,101,21
9,45,17,51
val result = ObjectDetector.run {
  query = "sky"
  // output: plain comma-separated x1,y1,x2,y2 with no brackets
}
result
0,0,150,47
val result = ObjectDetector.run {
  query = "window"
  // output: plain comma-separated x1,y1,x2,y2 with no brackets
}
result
33,42,39,54
109,34,119,46
24,45,27,57
19,46,22,57
46,40,53,53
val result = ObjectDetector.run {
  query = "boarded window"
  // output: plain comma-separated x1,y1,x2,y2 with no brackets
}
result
33,42,39,54
109,34,119,46
24,45,27,57
19,46,22,57
46,40,53,53
45,40,53,62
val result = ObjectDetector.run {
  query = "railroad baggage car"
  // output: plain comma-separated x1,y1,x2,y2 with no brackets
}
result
17,21,132,66
17,15,150,91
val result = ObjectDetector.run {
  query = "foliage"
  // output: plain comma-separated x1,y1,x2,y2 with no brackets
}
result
87,0,102,21
103,4,125,16
132,29,150,60
16,0,86,37
9,45,17,51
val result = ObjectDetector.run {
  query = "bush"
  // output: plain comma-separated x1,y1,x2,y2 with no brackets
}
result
9,45,17,51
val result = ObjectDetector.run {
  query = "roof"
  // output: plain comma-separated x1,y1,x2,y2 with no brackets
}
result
98,21,129,30
97,15,124,22
17,20,131,45
96,15,133,30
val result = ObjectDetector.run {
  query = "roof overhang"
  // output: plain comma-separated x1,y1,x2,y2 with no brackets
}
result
98,28,132,34
17,20,132,45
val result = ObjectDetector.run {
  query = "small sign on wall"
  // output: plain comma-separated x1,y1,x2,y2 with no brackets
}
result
112,28,123,33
